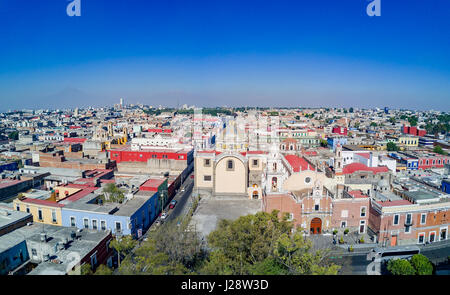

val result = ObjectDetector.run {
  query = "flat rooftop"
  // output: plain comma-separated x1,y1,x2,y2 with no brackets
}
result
0,207,32,234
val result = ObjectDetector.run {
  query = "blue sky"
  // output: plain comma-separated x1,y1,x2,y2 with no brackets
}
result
0,0,449,111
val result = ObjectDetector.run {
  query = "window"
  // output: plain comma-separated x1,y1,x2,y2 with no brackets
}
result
204,159,211,167
83,218,89,229
341,210,348,218
90,252,98,269
341,221,347,228
38,209,43,221
252,159,258,167
288,213,294,221
92,219,98,230
26,206,30,213
406,213,412,225
70,217,76,227
393,214,399,225
429,232,436,243
227,160,234,170
115,222,122,231
101,220,106,230
204,175,211,181
314,204,319,211
405,226,411,233
305,177,311,184
360,207,366,217
162,155,168,159
16,204,20,211
31,249,37,257
418,233,425,244
52,210,57,223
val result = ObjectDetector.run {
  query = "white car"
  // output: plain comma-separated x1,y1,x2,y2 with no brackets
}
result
161,212,168,220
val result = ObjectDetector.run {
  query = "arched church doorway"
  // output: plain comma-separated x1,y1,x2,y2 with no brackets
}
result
310,218,322,234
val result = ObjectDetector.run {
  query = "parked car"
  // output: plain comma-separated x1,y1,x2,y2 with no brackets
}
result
161,212,168,220
169,200,177,209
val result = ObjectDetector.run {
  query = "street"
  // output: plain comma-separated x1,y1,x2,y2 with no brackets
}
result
140,171,194,240
329,240,450,275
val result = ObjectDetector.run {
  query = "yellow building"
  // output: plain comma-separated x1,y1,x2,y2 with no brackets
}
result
386,135,418,149
397,136,419,147
13,197,64,226
12,187,81,226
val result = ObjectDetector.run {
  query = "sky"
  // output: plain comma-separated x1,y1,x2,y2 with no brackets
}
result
0,0,449,111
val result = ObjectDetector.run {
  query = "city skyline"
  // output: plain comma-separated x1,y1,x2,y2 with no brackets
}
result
1,0,449,111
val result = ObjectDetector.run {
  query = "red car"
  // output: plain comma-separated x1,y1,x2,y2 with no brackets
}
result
169,200,177,209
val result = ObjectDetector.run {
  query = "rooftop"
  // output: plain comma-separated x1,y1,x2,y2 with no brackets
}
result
0,207,32,234
284,155,315,172
341,162,389,175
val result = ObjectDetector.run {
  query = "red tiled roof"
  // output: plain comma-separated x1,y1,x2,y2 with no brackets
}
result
342,163,388,175
284,155,314,172
21,198,65,208
0,179,24,189
376,200,412,207
303,151,318,156
63,137,87,143
355,153,370,159
64,187,99,202
348,190,369,198
140,178,166,192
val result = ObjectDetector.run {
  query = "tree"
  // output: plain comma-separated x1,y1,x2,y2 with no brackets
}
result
80,263,93,275
273,233,340,275
408,116,418,127
118,217,206,275
110,235,137,268
410,254,433,275
387,259,416,275
93,264,113,275
370,122,377,127
200,211,339,275
349,107,354,113
102,183,125,203
433,145,447,155
8,131,19,140
320,139,328,148
386,142,399,152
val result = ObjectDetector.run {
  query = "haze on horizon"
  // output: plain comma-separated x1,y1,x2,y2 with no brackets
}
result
0,0,449,112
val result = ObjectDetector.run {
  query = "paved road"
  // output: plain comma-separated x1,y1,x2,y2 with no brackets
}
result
140,172,194,240
165,175,194,222
330,240,450,275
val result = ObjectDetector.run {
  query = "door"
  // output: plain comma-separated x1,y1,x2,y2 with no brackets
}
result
440,229,447,241
359,224,365,234
359,220,366,234
391,235,397,246
310,218,322,234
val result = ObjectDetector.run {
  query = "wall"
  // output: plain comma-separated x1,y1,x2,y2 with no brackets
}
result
214,156,247,194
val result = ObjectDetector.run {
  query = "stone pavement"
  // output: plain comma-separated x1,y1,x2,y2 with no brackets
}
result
189,193,262,239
